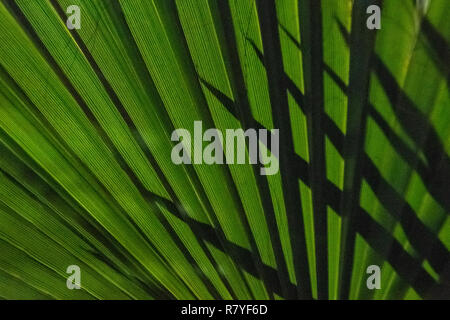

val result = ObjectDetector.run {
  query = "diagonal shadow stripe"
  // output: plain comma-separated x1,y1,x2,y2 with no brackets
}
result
216,0,302,299
199,16,450,294
319,60,450,278
421,18,450,86
199,77,444,298
336,19,450,215
274,24,450,278
256,0,313,299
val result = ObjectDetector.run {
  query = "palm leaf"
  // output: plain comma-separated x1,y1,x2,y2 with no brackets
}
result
0,0,448,300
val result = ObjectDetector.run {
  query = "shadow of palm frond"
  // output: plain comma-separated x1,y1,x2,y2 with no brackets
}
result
336,20,450,215
215,0,311,299
335,20,450,290
192,16,449,296
197,76,446,299
421,19,450,87
247,33,450,273
210,16,448,298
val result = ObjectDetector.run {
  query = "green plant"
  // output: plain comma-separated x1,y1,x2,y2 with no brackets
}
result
0,0,448,300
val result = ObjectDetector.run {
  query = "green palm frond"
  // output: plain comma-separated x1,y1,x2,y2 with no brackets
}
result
0,0,448,300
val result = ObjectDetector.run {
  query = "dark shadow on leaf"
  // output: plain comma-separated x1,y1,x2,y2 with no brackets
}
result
336,19,450,215
216,0,305,299
421,19,450,87
201,26,449,297
198,77,444,299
